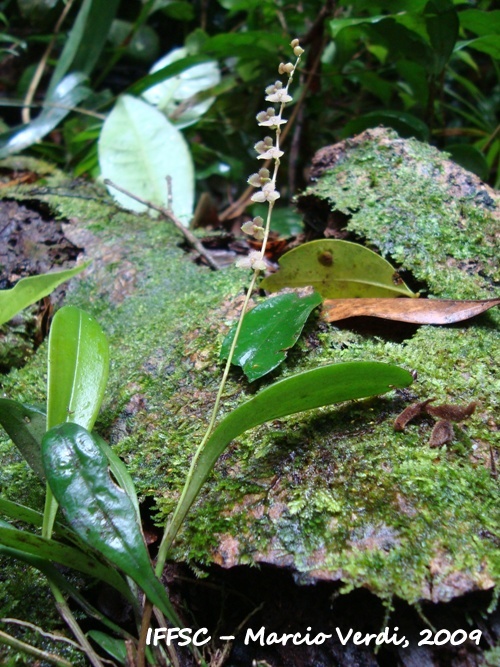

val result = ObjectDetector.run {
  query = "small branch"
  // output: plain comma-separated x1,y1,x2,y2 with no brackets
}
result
103,179,221,271
0,628,74,667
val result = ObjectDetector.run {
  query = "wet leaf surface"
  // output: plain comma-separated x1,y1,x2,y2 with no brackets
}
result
323,297,500,324
42,423,180,624
220,291,322,381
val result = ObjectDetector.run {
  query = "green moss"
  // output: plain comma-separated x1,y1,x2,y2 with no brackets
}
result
0,137,499,611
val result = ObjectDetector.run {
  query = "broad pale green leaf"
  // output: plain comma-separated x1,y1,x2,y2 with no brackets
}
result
99,94,194,224
42,423,180,625
0,73,90,158
164,361,414,549
142,47,220,128
260,240,417,298
0,524,132,601
0,263,87,326
47,306,109,432
0,399,46,478
220,292,322,382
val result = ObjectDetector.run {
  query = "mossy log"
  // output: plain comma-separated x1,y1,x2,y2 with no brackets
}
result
0,129,499,613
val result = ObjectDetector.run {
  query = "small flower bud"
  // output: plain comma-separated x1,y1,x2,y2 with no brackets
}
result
279,62,295,75
293,45,304,57
290,39,300,48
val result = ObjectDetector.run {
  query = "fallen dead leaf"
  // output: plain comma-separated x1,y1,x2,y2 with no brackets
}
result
322,297,500,324
429,420,454,447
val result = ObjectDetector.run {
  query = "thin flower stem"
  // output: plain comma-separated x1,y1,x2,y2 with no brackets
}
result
155,45,303,570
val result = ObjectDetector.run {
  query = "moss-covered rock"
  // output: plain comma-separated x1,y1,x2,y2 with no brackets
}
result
0,130,498,616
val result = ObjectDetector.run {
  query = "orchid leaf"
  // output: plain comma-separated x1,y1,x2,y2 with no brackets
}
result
261,240,416,298
0,264,87,327
220,291,323,381
47,306,109,431
0,400,46,478
42,422,180,625
164,361,413,549
0,522,132,601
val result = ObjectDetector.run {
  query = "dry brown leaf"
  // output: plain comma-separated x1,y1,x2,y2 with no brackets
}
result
394,398,435,431
429,420,454,447
322,297,500,324
426,402,476,422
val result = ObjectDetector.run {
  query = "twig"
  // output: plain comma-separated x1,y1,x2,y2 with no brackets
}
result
0,618,82,651
0,628,74,667
22,0,77,123
103,179,221,270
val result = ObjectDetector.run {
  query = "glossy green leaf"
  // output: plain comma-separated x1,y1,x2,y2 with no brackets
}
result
0,400,46,478
164,361,414,549
42,422,180,625
0,264,87,327
99,94,194,224
0,73,90,158
456,35,500,60
260,240,416,299
220,292,322,382
47,306,109,431
0,523,132,601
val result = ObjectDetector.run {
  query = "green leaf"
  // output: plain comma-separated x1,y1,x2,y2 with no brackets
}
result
0,399,46,478
0,73,91,158
94,434,141,522
459,9,500,37
142,47,220,128
165,361,414,547
0,264,87,326
220,292,323,382
98,94,194,224
87,631,127,664
42,422,181,625
0,523,133,601
456,35,500,59
260,240,417,299
47,306,109,431
47,0,120,96
341,110,430,142
424,0,459,73
108,19,159,64
446,144,489,181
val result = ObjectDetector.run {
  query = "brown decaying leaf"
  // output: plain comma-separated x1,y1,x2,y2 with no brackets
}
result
393,398,435,431
429,420,454,447
426,402,476,421
322,297,500,324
